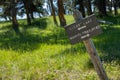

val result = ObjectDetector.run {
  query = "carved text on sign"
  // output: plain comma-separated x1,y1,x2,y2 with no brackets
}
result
64,14,102,44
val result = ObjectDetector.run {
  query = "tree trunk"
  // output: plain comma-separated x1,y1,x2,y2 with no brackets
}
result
58,0,66,26
96,0,107,17
85,0,93,15
49,0,58,26
10,0,20,34
78,0,86,17
30,12,34,19
107,0,112,13
113,0,118,15
23,0,31,25
26,7,31,25
29,3,36,20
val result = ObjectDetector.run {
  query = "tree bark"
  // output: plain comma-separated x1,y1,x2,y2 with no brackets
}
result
96,0,107,17
58,0,66,26
78,0,86,17
29,3,37,19
30,12,34,19
10,0,20,34
26,6,31,25
85,0,93,15
113,0,118,15
22,0,31,25
107,0,112,13
49,0,58,26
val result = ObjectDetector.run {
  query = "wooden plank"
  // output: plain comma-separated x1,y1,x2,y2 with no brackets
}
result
64,14,102,44
73,9,109,80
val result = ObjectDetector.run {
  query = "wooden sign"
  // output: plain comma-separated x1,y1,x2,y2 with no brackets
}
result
64,9,108,80
64,14,102,44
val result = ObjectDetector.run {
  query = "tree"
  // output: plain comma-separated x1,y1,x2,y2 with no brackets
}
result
0,5,12,21
96,0,107,17
22,0,32,25
63,0,75,15
21,0,44,25
10,0,20,34
113,0,118,15
106,0,112,13
58,0,66,26
0,0,5,5
77,0,86,17
0,0,20,34
85,0,93,15
49,0,58,26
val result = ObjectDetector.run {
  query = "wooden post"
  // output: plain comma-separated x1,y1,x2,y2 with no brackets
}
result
73,9,108,80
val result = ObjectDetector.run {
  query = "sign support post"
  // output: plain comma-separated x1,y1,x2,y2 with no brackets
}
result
72,10,108,80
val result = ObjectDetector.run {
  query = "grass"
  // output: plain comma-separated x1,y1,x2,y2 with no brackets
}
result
0,15,120,80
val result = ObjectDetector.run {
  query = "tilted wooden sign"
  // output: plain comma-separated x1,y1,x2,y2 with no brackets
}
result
64,14,102,44
64,9,108,80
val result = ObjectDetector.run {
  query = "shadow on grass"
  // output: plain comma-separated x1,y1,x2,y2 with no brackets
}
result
94,25,120,63
0,29,70,53
0,18,71,52
0,25,11,31
18,18,48,30
50,43,86,58
102,15,120,25
0,30,39,52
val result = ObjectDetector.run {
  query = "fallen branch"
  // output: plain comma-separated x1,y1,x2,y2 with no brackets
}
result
97,20,113,24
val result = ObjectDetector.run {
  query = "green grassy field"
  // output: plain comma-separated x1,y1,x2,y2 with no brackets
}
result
0,15,120,80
